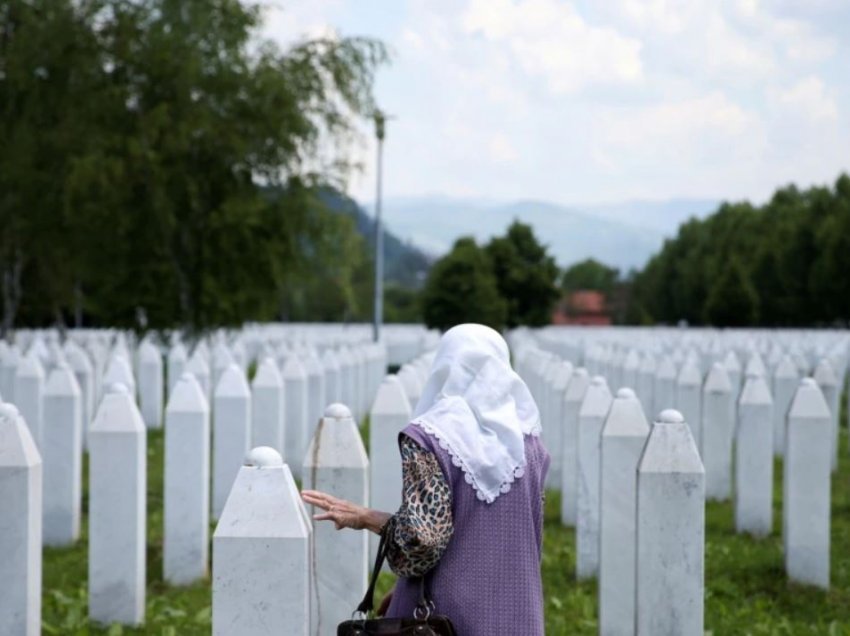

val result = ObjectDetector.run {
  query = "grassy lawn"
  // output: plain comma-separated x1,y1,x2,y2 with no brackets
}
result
44,424,850,634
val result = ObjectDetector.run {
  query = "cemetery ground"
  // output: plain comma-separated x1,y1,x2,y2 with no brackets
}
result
44,412,850,635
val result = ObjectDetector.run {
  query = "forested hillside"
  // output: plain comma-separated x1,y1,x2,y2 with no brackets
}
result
628,174,850,327
321,191,432,289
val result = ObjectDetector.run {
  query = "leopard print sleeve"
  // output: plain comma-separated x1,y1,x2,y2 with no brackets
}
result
385,434,454,578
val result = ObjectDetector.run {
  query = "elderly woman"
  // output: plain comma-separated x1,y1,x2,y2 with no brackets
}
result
303,324,549,635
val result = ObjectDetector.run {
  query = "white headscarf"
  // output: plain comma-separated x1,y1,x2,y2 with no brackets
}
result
411,324,541,504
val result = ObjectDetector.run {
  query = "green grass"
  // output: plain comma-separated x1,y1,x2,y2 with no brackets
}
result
45,421,850,634
43,430,211,635
539,432,850,636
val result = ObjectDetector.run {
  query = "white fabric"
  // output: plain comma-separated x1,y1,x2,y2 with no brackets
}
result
411,324,541,504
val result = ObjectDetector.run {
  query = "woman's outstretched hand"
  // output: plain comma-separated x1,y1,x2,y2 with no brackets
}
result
302,490,391,534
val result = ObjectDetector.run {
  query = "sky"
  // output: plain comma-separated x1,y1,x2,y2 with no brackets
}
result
262,0,850,207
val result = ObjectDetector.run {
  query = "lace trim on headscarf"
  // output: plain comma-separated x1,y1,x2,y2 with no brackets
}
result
411,418,539,504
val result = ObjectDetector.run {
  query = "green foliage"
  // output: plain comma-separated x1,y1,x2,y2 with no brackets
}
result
704,257,760,326
629,174,850,326
383,283,421,323
0,0,387,333
561,258,620,294
420,237,506,332
418,222,561,331
485,221,560,328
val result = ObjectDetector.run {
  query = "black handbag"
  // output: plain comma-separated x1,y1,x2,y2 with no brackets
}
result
337,525,457,636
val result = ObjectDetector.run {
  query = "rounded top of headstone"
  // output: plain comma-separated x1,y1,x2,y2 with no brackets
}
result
214,363,250,398
55,360,71,372
17,353,44,376
253,356,282,387
0,402,20,419
108,382,129,395
245,446,283,468
657,408,685,424
591,375,606,386
801,377,817,387
704,362,732,393
324,402,352,419
775,355,798,378
180,371,195,382
139,340,160,360
616,387,636,399
678,359,702,385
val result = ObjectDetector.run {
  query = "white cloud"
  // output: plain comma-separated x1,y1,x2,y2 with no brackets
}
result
604,92,756,150
488,133,519,163
615,0,689,34
461,0,644,93
770,18,837,63
259,0,850,206
260,1,342,44
778,76,838,121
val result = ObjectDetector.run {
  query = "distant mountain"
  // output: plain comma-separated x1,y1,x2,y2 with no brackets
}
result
579,198,719,234
321,191,433,288
372,196,719,271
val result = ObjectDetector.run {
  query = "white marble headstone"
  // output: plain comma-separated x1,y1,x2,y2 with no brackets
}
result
14,353,44,450
88,383,146,626
302,403,369,632
42,363,83,546
636,409,704,636
599,388,649,636
561,367,590,526
138,340,164,429
0,403,42,636
784,378,831,589
251,357,285,456
212,447,312,636
282,353,308,474
164,373,210,585
702,362,733,501
772,355,798,457
576,376,612,580
736,372,774,536
212,364,252,520
675,358,703,455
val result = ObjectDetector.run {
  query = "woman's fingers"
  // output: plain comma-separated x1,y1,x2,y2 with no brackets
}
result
303,490,365,531
314,510,346,531
302,490,336,511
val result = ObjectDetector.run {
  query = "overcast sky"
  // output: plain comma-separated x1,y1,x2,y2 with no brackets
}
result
262,0,850,206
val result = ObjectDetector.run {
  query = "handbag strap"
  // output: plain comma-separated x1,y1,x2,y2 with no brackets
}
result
355,523,390,615
354,522,435,617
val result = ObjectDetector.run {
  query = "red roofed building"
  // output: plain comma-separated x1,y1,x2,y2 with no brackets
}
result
552,290,612,326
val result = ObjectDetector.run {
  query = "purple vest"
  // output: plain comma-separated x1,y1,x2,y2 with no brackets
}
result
387,423,550,636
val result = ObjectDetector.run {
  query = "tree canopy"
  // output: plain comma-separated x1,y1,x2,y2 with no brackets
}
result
628,174,850,327
0,0,387,334
561,258,620,294
420,222,560,332
420,237,507,332
484,220,560,328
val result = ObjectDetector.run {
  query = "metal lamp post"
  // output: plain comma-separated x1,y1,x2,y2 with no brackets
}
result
372,110,386,343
